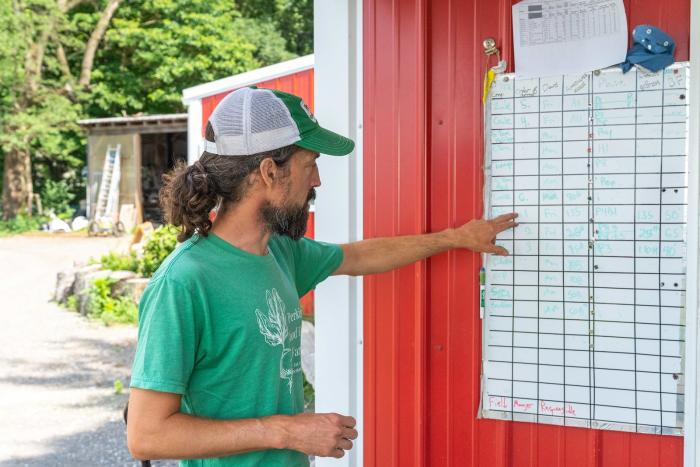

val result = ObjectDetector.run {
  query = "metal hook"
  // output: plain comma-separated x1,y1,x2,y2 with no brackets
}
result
483,37,501,63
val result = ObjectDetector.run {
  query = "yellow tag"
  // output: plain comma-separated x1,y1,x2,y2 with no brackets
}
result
482,68,496,104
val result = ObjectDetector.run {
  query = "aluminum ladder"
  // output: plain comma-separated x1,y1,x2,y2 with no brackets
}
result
94,144,121,220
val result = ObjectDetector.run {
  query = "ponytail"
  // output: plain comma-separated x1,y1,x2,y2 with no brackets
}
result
159,123,298,242
160,159,218,242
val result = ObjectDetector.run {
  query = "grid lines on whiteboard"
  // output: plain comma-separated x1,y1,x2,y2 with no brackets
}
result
481,63,688,435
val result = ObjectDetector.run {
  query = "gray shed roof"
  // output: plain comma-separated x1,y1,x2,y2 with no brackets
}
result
78,113,188,133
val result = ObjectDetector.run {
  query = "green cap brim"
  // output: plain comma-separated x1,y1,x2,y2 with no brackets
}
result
296,126,355,156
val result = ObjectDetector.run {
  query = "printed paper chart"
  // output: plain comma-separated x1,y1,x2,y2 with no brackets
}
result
480,63,690,435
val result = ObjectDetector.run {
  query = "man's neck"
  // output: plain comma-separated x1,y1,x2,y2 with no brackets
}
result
210,201,271,256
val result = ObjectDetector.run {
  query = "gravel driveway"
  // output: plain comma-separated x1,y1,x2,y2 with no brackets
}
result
0,233,176,466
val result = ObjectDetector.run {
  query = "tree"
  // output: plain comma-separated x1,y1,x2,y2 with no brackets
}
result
84,0,294,116
0,0,309,220
236,0,313,56
0,0,121,219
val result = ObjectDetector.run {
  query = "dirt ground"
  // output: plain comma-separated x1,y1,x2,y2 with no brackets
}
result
0,233,175,466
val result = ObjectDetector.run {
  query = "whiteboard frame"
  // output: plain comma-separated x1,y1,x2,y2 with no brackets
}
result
480,62,694,437
683,0,699,463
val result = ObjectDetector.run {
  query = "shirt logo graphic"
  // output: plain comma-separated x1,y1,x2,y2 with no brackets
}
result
299,101,317,123
255,288,297,393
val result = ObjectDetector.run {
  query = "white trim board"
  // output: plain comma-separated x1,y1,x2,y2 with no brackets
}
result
181,55,314,104
186,99,202,163
314,1,364,466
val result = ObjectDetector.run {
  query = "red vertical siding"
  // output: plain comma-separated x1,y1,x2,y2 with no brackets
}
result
363,0,690,466
363,0,429,465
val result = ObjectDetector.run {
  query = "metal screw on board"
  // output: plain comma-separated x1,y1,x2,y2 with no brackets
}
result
680,94,686,100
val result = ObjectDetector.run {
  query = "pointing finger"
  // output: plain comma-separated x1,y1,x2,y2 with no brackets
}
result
494,221,519,233
491,212,518,223
490,245,509,256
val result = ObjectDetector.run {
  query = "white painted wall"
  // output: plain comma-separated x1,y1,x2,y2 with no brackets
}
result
313,1,364,466
185,99,202,164
683,1,699,464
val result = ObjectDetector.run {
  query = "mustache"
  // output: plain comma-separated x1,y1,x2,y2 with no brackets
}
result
307,188,316,203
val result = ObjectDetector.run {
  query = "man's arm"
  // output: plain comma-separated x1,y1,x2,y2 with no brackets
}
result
127,388,358,460
333,212,517,276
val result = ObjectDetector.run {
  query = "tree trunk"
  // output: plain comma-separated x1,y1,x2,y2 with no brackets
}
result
2,147,33,220
79,0,122,87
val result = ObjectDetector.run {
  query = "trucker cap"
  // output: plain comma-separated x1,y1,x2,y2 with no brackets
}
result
204,86,355,157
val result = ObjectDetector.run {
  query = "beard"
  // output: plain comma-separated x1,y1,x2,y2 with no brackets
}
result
261,188,316,240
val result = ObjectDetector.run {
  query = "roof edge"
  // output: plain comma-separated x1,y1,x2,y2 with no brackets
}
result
78,113,188,127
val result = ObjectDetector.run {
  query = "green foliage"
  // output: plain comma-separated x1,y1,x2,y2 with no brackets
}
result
138,224,179,277
85,0,295,116
237,0,313,56
0,214,49,236
65,294,78,312
114,378,124,394
87,277,138,325
1,0,312,219
40,179,74,217
100,250,140,272
303,373,314,412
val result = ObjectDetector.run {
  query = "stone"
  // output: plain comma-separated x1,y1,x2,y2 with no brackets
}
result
75,269,137,315
54,269,77,304
113,277,150,305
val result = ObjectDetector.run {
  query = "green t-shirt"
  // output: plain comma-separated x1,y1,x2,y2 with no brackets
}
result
130,232,343,467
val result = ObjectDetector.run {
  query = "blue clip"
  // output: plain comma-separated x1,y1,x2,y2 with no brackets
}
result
620,25,676,73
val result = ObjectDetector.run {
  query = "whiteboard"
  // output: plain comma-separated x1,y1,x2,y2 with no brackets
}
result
480,63,690,435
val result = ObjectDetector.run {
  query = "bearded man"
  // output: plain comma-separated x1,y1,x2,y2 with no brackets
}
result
126,86,517,466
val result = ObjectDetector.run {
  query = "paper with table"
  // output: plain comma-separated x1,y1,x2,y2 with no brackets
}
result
480,63,690,435
513,0,628,78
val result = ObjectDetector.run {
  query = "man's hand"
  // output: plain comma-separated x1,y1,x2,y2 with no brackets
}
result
333,212,519,276
281,412,358,459
447,212,518,256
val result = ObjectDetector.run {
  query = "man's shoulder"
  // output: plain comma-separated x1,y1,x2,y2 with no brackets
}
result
149,237,206,286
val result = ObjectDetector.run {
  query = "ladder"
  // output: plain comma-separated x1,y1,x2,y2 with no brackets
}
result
94,144,121,220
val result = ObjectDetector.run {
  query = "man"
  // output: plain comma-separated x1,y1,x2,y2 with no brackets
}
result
127,86,517,466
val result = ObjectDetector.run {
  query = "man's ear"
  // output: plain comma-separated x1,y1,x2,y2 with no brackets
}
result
259,158,277,189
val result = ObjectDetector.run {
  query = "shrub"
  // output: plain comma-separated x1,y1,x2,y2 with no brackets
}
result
86,277,138,325
100,250,139,272
65,294,78,312
138,224,179,277
41,179,74,218
0,214,49,236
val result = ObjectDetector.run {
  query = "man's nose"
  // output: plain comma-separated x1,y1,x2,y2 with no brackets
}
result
311,167,321,188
